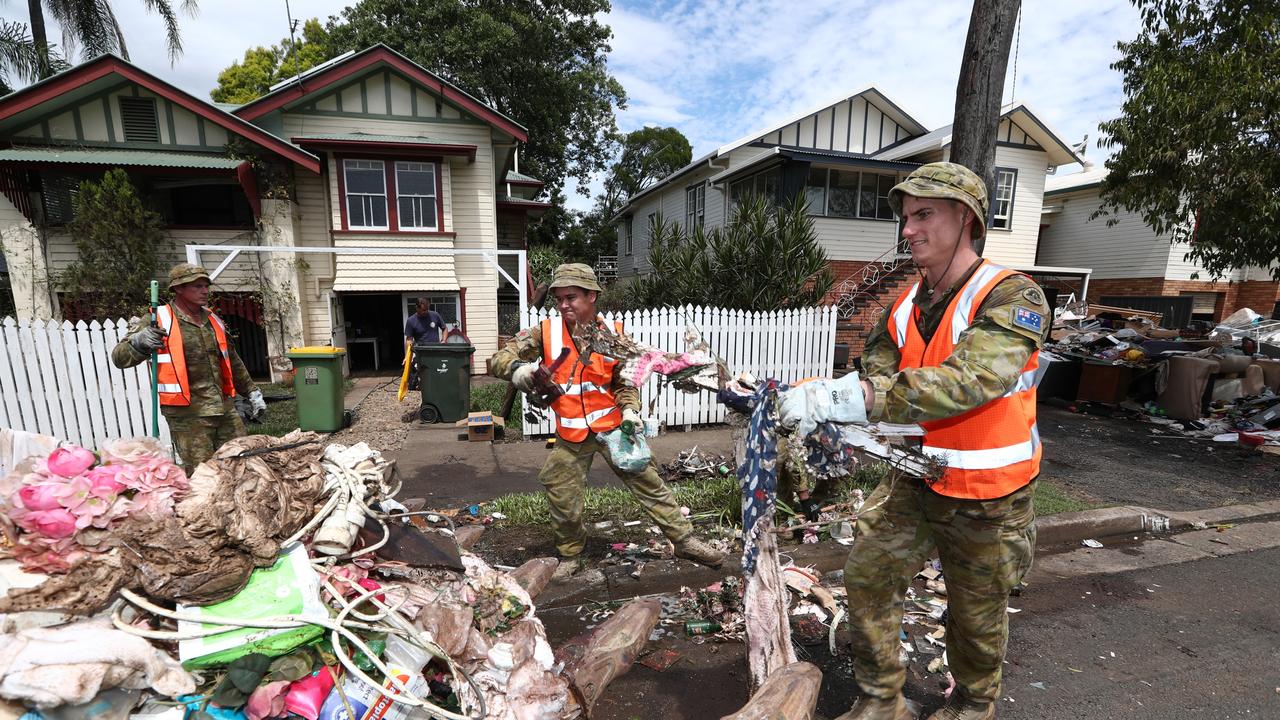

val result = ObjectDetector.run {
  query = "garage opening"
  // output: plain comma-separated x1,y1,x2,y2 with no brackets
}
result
338,293,404,374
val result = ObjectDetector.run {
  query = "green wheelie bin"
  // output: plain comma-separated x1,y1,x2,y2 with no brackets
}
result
414,341,475,423
285,346,347,432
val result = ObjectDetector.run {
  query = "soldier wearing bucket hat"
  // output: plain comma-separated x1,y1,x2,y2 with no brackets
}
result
112,262,264,471
491,263,724,578
828,162,1051,720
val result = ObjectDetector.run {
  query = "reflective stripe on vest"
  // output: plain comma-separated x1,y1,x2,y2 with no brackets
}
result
540,315,624,442
885,261,1041,499
154,304,237,407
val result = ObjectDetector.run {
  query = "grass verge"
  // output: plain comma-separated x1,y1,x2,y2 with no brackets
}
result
247,380,355,437
1033,480,1096,515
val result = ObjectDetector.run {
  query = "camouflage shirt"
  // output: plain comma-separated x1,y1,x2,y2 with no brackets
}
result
862,259,1049,424
111,305,258,418
490,317,641,413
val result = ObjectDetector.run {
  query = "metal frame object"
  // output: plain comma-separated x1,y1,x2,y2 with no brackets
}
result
184,244,530,319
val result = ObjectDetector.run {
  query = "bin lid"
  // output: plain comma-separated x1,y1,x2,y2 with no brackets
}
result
286,345,347,357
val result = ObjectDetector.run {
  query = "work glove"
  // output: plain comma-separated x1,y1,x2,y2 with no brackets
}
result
621,408,643,436
799,496,822,522
129,326,165,354
234,395,256,423
511,362,539,393
778,372,868,439
249,389,267,420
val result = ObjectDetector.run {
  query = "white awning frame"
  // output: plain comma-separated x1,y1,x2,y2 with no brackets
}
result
185,244,530,319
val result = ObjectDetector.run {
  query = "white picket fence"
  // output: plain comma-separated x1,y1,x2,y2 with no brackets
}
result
521,305,837,436
0,317,172,450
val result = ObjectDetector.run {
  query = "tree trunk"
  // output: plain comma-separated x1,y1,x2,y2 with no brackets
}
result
720,661,823,720
27,0,50,78
949,0,1022,256
556,597,661,717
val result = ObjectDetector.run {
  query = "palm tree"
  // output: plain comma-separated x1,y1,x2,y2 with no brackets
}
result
0,18,44,92
25,0,198,78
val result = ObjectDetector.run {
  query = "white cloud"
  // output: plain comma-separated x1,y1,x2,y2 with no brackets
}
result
0,0,353,98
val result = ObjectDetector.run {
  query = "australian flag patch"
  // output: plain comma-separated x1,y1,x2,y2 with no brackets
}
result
1013,306,1044,333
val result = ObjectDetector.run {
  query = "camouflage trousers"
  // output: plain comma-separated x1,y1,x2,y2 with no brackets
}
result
538,431,693,558
166,411,246,473
844,476,1036,704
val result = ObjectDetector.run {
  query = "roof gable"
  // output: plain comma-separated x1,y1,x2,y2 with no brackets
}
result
0,55,320,173
873,101,1081,167
234,45,527,143
716,86,929,157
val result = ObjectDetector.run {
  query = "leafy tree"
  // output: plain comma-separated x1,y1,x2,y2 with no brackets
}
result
58,169,165,318
0,19,47,94
601,126,692,215
327,0,625,198
1097,0,1280,277
211,19,338,104
24,0,197,76
633,196,833,311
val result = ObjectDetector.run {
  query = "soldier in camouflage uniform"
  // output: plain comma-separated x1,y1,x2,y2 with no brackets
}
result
491,263,724,578
834,163,1048,720
112,263,265,472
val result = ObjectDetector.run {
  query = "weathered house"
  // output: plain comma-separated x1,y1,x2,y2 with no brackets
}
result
0,45,545,376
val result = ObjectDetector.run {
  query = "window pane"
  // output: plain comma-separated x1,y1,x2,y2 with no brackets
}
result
802,168,824,215
370,197,387,228
858,173,878,218
877,174,895,219
396,163,435,196
827,170,858,218
347,195,366,226
344,160,385,194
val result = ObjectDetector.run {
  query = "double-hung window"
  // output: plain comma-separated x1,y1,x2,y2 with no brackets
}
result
685,184,705,229
343,159,388,229
395,161,438,230
990,168,1017,230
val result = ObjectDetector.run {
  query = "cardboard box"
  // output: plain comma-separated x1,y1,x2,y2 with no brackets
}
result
456,411,504,442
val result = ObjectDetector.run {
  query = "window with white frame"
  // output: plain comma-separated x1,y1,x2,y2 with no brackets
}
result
808,169,898,220
685,183,705,229
990,167,1017,230
395,161,438,230
343,159,388,229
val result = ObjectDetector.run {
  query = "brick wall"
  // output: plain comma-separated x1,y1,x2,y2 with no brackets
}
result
1087,276,1280,322
824,260,917,359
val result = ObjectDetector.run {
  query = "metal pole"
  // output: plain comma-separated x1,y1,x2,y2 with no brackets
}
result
149,280,160,438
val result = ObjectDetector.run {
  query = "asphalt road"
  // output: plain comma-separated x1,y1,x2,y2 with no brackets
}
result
995,544,1280,719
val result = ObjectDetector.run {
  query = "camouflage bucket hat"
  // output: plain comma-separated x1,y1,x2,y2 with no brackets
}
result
168,262,211,289
549,263,602,292
888,161,989,240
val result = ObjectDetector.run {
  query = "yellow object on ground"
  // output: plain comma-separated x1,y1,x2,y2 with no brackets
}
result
398,340,413,402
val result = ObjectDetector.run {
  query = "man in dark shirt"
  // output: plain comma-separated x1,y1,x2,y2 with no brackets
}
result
405,300,447,344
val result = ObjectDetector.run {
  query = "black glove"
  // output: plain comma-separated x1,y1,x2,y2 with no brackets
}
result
129,326,165,354
799,497,822,522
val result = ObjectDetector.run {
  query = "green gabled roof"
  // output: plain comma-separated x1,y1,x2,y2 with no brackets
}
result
504,170,542,184
0,146,243,169
291,132,453,145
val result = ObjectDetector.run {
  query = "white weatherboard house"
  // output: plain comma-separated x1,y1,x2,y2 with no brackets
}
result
613,90,1086,355
1038,166,1280,324
0,45,546,377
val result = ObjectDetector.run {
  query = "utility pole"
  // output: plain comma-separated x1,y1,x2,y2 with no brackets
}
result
949,0,1021,256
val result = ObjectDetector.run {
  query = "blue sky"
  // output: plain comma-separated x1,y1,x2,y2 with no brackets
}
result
2,0,1143,212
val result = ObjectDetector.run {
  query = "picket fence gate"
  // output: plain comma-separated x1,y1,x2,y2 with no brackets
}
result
0,317,172,450
521,305,837,436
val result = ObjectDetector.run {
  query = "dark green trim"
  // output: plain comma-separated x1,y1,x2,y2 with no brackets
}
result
845,99,853,151
996,140,1042,151
335,89,343,113
40,120,50,139
71,107,84,140
196,117,206,146
877,110,885,152
164,101,176,145
410,85,418,117
359,80,368,113
131,86,138,97
32,138,228,152
9,82,131,139
102,97,116,142
861,102,869,153
383,71,392,115
285,108,486,126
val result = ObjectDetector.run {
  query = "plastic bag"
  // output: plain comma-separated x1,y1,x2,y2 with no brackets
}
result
598,428,653,473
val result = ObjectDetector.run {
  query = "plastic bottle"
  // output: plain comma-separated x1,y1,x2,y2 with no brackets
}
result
318,636,433,720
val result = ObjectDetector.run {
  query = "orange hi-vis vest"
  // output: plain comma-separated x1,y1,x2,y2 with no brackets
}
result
540,315,625,443
884,261,1040,499
154,304,236,407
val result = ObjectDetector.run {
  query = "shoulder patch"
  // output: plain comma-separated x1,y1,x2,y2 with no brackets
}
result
1022,287,1045,307
1012,306,1044,333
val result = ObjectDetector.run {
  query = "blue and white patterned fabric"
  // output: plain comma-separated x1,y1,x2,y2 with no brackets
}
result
739,381,781,576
